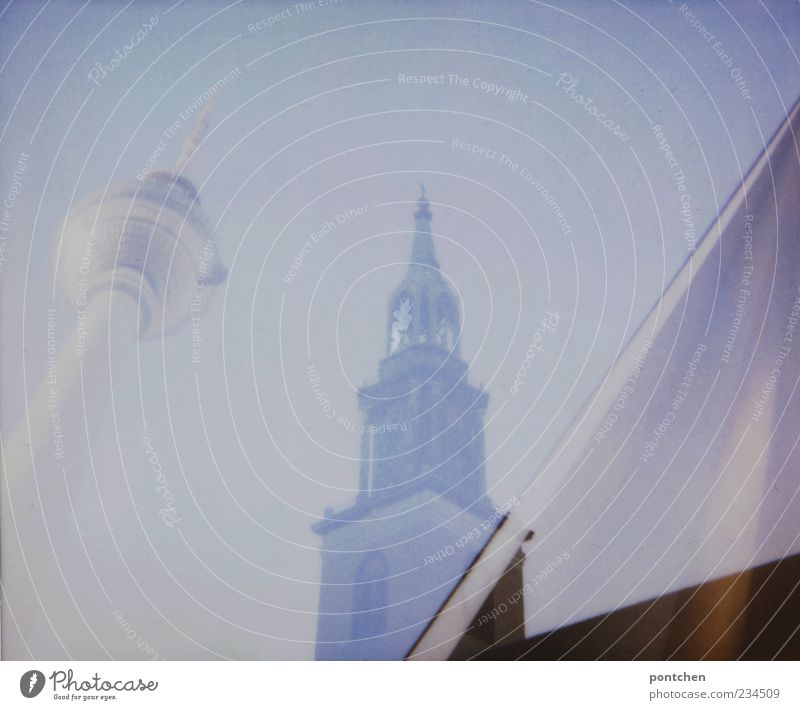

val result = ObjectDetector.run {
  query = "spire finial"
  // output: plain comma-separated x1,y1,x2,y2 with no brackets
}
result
411,185,437,267
414,184,432,222
174,91,219,175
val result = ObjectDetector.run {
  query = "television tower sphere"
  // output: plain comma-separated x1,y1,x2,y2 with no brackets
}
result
59,170,225,338
58,95,226,338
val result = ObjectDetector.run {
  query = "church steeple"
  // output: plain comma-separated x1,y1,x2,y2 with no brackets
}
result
313,186,493,660
411,184,438,268
353,187,489,510
387,188,460,359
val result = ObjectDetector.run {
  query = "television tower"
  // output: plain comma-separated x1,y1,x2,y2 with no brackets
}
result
2,97,226,499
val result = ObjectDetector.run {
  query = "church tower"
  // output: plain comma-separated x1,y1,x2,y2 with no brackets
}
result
314,189,493,660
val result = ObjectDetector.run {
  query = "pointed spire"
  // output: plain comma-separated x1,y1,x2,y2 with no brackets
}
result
411,184,438,268
414,183,432,223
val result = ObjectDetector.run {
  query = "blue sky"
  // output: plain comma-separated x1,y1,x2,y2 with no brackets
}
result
2,0,799,659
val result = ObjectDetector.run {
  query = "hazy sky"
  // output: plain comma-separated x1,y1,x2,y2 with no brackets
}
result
2,0,799,659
